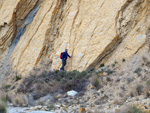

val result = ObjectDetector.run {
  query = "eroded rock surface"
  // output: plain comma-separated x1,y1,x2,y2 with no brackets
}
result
0,0,150,76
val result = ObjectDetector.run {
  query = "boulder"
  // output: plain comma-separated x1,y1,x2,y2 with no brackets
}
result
67,90,78,97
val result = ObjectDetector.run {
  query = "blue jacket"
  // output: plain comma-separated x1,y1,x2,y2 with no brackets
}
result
62,52,71,59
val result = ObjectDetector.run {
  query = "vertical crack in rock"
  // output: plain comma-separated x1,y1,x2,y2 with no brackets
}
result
41,0,68,63
69,0,81,70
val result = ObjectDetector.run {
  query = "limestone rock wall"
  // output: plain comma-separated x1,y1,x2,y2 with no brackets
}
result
0,0,38,62
0,0,150,76
105,0,150,65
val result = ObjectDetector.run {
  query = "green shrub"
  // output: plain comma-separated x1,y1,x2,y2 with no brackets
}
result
112,64,115,67
105,69,115,75
80,71,87,76
136,84,144,95
112,61,118,67
100,64,105,67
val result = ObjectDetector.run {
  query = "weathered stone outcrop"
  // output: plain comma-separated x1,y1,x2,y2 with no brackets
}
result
0,0,38,62
105,0,150,65
11,0,61,76
0,0,150,76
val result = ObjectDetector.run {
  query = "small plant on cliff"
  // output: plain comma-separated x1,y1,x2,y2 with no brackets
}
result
100,64,105,67
112,61,118,68
122,58,126,62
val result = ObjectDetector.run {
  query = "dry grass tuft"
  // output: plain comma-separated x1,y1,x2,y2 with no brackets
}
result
119,104,145,113
0,91,7,113
90,75,102,89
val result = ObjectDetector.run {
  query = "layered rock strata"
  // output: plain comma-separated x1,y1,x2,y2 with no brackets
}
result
0,0,149,76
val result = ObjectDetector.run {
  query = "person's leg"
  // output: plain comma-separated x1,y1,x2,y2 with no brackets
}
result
64,59,66,67
60,59,65,70
62,59,67,70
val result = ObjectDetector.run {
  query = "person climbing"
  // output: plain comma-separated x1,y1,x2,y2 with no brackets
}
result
60,49,71,71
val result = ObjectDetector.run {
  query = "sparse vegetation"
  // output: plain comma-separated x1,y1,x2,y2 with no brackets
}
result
142,56,150,67
0,98,7,113
136,84,144,95
145,79,150,97
2,54,150,112
130,91,134,97
126,104,145,113
9,62,117,101
134,68,142,76
112,61,118,67
122,58,126,62
112,63,115,67
15,75,21,81
87,67,95,72
100,63,105,67
129,80,150,98
16,69,91,100
90,75,102,89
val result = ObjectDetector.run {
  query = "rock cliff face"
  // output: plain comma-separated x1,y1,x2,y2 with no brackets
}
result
0,0,150,76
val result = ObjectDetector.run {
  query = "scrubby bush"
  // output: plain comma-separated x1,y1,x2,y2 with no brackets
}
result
134,68,142,76
0,98,7,113
16,69,91,100
136,84,144,95
126,105,144,113
90,75,102,89
119,104,145,113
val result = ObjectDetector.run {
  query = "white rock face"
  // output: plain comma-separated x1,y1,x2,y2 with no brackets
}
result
67,90,78,97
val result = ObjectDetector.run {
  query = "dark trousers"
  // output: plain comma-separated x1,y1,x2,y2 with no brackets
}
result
60,59,66,70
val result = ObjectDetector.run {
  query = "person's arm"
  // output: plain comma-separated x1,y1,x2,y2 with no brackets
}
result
67,53,71,58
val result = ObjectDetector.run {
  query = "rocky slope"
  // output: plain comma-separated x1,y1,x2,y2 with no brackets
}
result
0,0,150,76
1,0,150,113
2,52,150,113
